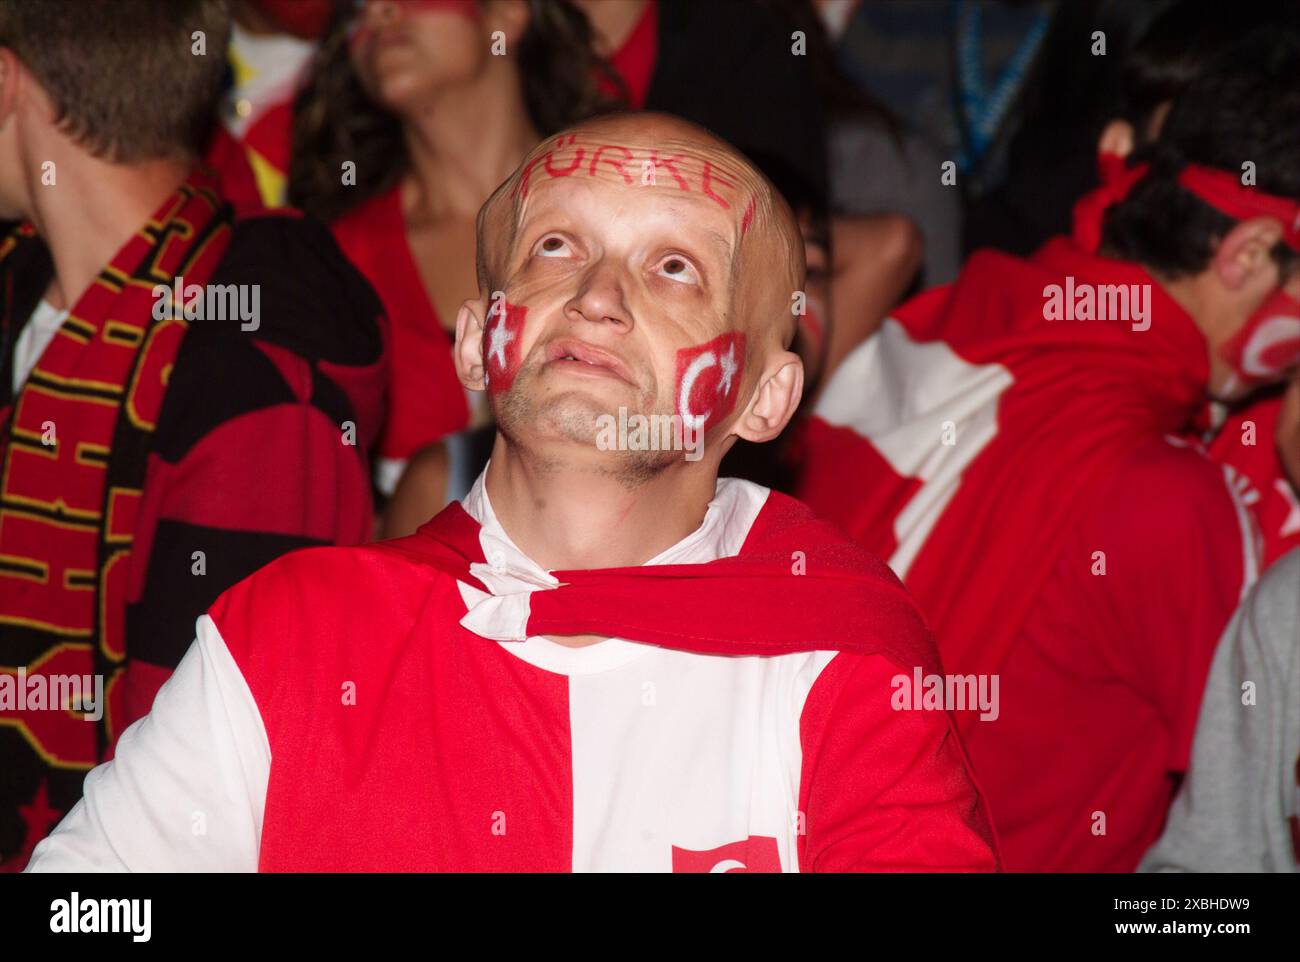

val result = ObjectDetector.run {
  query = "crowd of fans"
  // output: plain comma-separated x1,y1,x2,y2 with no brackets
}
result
2,0,1298,873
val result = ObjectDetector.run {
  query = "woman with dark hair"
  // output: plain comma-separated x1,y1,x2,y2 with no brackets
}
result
290,0,619,532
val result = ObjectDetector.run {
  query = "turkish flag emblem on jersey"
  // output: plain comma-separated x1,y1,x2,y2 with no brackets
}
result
671,835,782,873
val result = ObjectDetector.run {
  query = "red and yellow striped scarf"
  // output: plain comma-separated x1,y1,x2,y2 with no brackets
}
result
0,170,232,764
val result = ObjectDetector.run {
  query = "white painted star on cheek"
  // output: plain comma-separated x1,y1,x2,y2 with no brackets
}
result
487,321,515,370
718,343,737,396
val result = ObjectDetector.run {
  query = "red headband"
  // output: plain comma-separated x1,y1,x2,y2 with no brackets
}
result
1177,166,1300,252
1076,153,1300,254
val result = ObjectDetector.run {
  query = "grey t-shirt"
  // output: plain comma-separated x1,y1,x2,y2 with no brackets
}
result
1140,548,1300,873
829,117,963,289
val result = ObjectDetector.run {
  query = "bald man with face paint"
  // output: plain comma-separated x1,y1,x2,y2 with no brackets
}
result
27,115,998,874
458,113,808,572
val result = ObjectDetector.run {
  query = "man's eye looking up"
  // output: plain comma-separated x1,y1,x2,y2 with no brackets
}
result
657,256,698,284
536,236,570,257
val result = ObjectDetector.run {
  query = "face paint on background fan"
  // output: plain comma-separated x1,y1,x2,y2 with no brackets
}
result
1218,288,1300,392
675,333,746,433
483,300,527,396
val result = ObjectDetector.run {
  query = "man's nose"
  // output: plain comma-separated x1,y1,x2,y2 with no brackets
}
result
564,262,633,333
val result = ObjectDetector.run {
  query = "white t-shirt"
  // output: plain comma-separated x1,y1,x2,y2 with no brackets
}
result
12,299,68,395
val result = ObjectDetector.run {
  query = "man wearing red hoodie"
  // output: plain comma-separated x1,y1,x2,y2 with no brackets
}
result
797,29,1300,871
27,113,997,873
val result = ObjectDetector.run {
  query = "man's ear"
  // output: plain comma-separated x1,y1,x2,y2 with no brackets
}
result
1097,119,1134,159
1211,216,1285,291
733,349,804,443
454,297,488,391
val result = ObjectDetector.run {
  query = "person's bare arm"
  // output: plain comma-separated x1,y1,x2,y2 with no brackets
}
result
820,213,923,394
381,441,451,539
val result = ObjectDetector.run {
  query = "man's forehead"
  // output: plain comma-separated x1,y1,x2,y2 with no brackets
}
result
478,118,802,307
508,131,767,235
518,175,741,252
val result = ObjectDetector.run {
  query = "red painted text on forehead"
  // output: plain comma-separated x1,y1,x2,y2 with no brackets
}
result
483,300,527,396
676,333,746,431
514,134,759,231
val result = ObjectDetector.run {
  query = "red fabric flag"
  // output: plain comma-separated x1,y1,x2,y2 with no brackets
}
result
391,488,944,673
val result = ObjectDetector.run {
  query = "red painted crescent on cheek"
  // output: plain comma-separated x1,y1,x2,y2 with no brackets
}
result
675,333,747,431
483,301,527,396
1219,289,1300,384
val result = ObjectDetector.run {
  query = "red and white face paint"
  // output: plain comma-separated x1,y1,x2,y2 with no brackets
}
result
675,333,746,432
1219,288,1300,390
483,300,527,396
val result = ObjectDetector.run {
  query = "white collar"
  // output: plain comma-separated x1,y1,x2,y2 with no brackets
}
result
455,465,769,674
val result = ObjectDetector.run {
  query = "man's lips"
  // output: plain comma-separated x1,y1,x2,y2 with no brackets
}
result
543,339,635,384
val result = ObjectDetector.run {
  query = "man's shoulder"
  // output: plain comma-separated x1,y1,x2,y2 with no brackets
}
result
1095,435,1239,525
1243,548,1300,657
744,484,906,585
208,539,459,653
725,482,942,675
152,210,386,458
1076,436,1248,579
206,209,384,364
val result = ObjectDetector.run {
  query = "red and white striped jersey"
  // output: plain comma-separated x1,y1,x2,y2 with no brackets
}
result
28,473,998,873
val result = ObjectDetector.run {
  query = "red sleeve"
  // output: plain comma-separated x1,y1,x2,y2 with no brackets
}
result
797,651,1001,872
